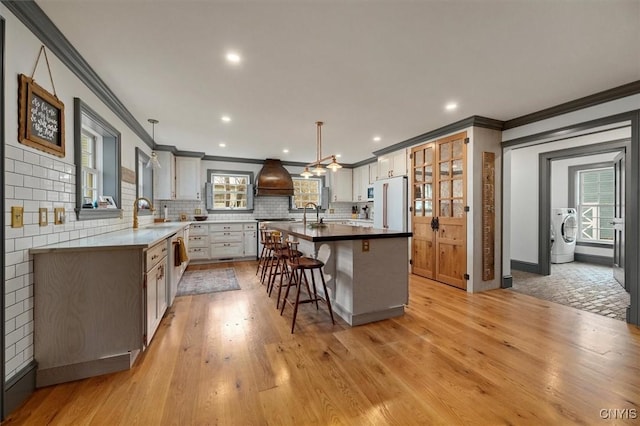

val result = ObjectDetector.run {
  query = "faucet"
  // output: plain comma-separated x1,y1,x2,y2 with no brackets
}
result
303,202,319,228
133,197,155,229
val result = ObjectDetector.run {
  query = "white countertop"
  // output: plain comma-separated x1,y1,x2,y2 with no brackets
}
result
30,222,190,254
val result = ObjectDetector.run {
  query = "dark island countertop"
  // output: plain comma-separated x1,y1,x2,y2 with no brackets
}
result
267,222,412,242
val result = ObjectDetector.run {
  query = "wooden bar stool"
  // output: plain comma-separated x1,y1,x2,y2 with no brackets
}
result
264,231,286,290
256,228,275,284
269,240,303,309
279,241,335,333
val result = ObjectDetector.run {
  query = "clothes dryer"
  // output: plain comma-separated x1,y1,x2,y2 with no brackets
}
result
550,208,577,263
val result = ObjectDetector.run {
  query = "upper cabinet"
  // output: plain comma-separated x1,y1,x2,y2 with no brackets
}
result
377,149,407,179
368,163,377,184
328,168,353,202
175,156,201,200
154,151,176,200
352,165,371,202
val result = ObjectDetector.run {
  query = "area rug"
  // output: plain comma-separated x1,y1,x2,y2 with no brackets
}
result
177,268,240,296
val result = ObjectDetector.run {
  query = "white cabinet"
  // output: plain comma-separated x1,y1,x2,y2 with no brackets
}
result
188,223,209,259
243,223,257,257
154,151,176,199
210,223,244,259
377,149,408,179
175,156,201,200
368,163,377,184
328,168,353,202
352,165,371,202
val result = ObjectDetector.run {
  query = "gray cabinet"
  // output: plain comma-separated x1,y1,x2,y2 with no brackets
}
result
32,238,172,387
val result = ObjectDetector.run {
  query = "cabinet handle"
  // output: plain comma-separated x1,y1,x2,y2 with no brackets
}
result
197,192,200,200
151,254,158,260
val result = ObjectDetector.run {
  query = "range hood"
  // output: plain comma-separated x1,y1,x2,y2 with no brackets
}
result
255,159,294,196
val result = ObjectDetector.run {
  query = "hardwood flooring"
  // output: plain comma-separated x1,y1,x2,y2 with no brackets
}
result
5,261,640,425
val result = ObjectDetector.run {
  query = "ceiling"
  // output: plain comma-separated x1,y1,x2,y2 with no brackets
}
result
36,0,640,165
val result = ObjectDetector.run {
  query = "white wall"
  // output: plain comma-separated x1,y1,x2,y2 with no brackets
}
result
507,127,630,264
2,6,153,380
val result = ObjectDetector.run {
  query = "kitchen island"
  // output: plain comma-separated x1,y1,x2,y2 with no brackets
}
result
267,222,412,326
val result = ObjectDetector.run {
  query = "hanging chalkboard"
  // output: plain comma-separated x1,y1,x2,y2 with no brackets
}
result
18,74,65,157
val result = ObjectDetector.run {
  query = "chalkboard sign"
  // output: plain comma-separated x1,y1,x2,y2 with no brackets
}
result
18,74,65,157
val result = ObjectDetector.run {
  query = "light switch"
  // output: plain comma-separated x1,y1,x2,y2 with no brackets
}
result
11,206,24,228
39,208,48,226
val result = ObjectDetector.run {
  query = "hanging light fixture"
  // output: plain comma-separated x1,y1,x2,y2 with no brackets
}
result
304,121,340,177
146,118,161,169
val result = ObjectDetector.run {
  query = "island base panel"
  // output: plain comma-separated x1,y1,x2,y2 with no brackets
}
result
36,350,139,388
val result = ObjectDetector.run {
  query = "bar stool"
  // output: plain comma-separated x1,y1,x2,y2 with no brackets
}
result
256,228,275,284
268,239,303,308
279,241,335,333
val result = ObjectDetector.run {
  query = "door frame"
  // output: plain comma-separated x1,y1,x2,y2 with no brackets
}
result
531,113,639,325
1,14,6,418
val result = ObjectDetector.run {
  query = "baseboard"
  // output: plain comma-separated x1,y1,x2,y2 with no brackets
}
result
510,260,541,274
4,361,37,418
574,253,614,266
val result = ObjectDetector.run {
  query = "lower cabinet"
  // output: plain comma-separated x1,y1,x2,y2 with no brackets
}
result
145,240,168,346
189,221,258,260
32,237,174,387
210,223,244,258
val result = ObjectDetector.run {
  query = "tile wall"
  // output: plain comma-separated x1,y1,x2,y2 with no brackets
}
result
4,144,153,380
156,196,373,222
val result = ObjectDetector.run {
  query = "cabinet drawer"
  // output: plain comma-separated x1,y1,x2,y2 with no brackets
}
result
188,235,208,247
190,224,208,235
209,223,243,232
188,247,209,259
146,241,168,272
210,231,243,243
211,242,243,258
243,223,257,231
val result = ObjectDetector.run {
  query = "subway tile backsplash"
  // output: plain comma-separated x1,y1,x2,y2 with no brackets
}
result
154,196,373,221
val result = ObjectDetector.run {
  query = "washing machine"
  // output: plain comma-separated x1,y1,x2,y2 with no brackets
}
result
550,208,577,263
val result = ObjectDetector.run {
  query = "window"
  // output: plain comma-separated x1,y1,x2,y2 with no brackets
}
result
576,167,614,243
207,170,253,211
291,177,322,209
135,148,154,215
74,98,121,219
81,128,101,206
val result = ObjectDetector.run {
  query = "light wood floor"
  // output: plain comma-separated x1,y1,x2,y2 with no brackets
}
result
5,261,640,425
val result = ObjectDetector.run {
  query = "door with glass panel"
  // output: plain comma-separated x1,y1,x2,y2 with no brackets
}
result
411,131,467,289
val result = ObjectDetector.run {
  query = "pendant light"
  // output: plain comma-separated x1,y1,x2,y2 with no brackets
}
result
146,118,161,169
304,121,340,177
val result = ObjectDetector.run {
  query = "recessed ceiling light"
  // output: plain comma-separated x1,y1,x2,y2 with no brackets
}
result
283,149,289,153
226,52,241,63
373,136,381,142
219,143,226,148
336,154,342,158
221,116,231,122
445,102,458,111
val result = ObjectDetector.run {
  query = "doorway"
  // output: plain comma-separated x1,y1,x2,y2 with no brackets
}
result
505,121,638,324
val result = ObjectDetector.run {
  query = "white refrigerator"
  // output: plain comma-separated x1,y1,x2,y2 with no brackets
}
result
373,176,408,232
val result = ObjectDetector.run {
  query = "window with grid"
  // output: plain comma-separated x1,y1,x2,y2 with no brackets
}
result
291,177,321,209
577,167,614,243
81,128,101,206
210,173,250,209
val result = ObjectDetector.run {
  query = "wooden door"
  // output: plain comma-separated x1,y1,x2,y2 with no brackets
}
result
411,132,467,289
435,133,467,289
411,143,436,278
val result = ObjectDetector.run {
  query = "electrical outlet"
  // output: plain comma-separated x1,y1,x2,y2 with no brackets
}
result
362,239,370,252
39,208,48,226
11,206,24,228
329,208,335,214
54,207,65,224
